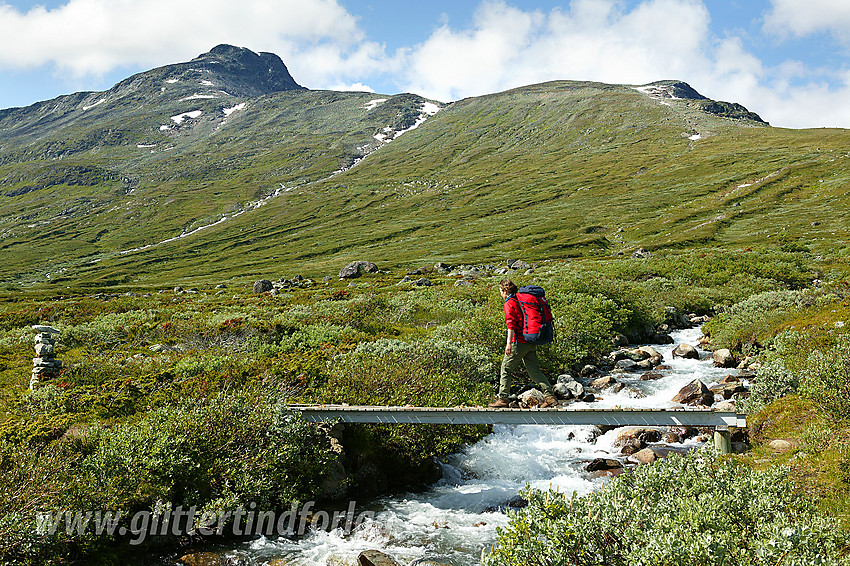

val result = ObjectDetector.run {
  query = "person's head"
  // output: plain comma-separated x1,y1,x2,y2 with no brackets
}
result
499,279,518,298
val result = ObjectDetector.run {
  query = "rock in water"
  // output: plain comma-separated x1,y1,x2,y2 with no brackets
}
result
339,261,379,279
672,343,699,359
672,379,714,406
519,388,546,407
712,348,736,368
359,550,401,566
586,458,623,472
628,448,659,465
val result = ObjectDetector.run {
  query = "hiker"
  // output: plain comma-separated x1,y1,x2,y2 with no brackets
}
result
489,279,558,408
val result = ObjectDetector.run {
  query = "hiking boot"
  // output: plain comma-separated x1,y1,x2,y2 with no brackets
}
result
488,398,510,408
540,395,558,408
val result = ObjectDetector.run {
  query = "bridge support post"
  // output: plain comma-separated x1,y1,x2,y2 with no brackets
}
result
714,426,732,455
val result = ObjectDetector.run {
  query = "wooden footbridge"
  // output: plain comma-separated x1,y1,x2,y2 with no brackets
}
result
287,405,746,453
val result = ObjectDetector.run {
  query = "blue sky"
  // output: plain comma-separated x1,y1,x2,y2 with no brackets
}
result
1,0,849,128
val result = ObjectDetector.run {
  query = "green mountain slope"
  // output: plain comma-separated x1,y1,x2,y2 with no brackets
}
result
1,47,848,289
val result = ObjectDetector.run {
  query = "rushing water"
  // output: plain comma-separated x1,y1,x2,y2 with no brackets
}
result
158,326,738,565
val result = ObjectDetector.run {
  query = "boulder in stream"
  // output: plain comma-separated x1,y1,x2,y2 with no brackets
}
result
672,379,714,406
359,550,401,566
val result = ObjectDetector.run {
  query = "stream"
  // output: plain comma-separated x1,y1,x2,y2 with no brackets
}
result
159,326,737,565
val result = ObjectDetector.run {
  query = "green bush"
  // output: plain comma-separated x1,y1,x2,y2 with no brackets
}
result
704,290,808,352
321,337,494,406
80,389,333,513
745,359,799,415
800,335,850,423
485,452,850,566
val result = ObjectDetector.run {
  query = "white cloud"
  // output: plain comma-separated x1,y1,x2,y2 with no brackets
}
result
763,0,850,41
400,0,713,101
396,0,850,128
0,0,378,85
327,82,376,92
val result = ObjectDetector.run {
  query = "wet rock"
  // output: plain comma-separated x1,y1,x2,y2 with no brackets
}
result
580,364,599,377
709,381,746,399
519,388,546,407
612,333,629,347
712,348,736,368
641,371,664,381
615,359,639,370
672,379,714,406
635,359,655,370
507,494,529,508
581,393,596,402
178,552,231,566
628,448,659,465
590,376,618,389
586,458,623,472
617,428,662,446
653,333,675,344
252,279,273,294
359,550,401,566
620,438,645,456
662,432,681,443
638,346,662,359
553,383,572,399
339,261,379,279
672,343,699,359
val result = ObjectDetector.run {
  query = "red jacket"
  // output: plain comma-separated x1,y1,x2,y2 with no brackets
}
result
504,295,527,343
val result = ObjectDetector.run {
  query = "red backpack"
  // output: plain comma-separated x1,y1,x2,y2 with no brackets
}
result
513,285,555,345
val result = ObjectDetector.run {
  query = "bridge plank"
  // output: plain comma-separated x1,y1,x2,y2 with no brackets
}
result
288,405,746,427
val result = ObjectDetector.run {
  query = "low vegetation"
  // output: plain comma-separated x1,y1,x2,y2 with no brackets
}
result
0,248,844,563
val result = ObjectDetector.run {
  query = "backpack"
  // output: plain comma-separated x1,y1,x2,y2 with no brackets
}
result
513,285,555,345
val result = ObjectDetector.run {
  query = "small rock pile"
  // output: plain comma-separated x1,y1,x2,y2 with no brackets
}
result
31,325,62,389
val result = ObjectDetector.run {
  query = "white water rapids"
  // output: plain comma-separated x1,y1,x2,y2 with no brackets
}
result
162,326,738,565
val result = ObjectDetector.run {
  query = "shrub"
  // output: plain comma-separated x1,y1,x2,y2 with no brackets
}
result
745,359,799,414
485,452,850,566
800,335,850,423
321,338,494,406
703,290,808,352
80,389,334,513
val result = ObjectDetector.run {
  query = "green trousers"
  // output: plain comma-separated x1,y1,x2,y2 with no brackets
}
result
498,342,553,398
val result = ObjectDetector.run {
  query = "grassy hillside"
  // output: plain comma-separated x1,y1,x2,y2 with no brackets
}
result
1,72,848,291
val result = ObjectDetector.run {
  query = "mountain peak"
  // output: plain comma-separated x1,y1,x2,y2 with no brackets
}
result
181,44,305,95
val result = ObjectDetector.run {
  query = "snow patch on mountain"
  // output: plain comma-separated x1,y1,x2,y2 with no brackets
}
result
373,102,442,145
180,93,218,101
364,98,387,110
222,103,246,116
171,110,203,124
82,99,106,111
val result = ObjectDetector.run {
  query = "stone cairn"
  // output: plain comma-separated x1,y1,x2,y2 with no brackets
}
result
31,325,62,389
